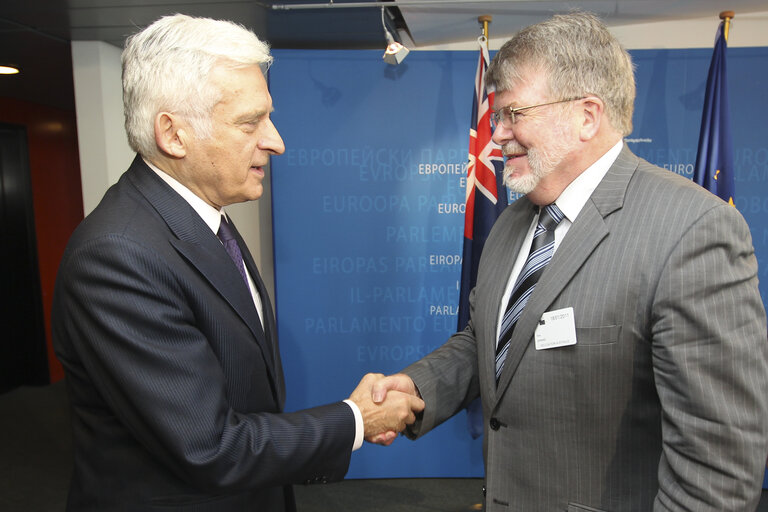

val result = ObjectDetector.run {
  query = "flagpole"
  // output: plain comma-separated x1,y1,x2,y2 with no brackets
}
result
719,10,734,42
478,14,492,40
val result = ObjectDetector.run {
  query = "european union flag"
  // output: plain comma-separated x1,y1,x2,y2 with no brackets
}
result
693,21,735,206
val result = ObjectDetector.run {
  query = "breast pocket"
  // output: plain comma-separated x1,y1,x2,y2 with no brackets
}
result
567,502,609,512
575,325,621,346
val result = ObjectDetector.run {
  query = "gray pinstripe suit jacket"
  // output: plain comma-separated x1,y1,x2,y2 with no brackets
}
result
404,145,768,511
52,156,355,511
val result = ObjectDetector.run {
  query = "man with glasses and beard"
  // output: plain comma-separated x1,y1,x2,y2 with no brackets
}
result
371,11,768,512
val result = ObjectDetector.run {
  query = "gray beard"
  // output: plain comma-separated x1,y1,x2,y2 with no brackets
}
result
502,130,576,194
502,146,556,194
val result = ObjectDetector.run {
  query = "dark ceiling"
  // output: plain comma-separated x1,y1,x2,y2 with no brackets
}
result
0,0,400,112
2,0,766,113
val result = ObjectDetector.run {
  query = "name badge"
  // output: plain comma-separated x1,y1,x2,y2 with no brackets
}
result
534,307,577,350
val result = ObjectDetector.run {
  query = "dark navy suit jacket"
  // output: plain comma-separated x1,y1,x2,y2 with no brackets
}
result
53,156,355,511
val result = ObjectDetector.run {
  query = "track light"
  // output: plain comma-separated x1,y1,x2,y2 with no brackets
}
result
0,64,20,75
383,32,409,65
381,8,409,66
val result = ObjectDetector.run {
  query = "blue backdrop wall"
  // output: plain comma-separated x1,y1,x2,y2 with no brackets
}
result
269,47,768,479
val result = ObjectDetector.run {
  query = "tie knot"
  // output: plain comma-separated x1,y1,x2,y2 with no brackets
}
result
217,215,236,242
539,203,564,232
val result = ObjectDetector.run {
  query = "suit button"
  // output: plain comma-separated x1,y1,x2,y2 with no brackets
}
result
489,418,500,430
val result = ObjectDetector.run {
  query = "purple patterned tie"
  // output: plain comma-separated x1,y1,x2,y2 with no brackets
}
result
495,203,564,383
217,215,249,287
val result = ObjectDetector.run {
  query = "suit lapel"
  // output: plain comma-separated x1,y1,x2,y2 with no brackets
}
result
228,219,286,407
494,146,639,399
481,200,538,403
125,157,281,396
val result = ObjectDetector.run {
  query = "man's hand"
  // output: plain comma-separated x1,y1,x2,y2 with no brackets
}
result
371,373,419,403
348,373,424,446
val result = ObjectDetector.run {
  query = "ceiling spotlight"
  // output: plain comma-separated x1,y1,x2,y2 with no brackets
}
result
0,64,20,75
383,33,409,66
381,7,409,66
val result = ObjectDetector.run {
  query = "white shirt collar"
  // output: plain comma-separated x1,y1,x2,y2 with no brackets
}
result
554,139,623,223
143,158,225,233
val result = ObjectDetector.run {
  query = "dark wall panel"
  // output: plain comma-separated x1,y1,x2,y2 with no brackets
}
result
0,97,84,384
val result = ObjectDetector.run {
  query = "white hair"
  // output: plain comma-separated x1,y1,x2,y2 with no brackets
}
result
122,14,273,157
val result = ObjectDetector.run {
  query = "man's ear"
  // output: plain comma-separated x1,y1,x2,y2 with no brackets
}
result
154,112,188,158
579,96,604,141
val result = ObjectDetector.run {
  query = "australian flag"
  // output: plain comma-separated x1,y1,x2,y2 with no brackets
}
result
693,20,735,206
459,36,507,439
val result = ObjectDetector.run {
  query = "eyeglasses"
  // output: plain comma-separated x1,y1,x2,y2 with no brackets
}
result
491,97,585,130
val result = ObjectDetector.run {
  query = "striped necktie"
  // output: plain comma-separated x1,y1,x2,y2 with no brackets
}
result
495,203,564,382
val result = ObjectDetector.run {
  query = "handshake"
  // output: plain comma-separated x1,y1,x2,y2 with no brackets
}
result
348,373,424,446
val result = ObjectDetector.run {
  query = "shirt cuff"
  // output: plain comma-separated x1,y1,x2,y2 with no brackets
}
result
343,399,364,451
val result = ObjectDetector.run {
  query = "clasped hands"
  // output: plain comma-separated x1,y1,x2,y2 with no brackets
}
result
348,373,423,446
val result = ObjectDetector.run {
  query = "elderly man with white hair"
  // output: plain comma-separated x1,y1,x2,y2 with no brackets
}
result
52,14,423,511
